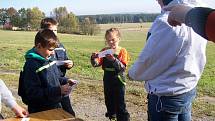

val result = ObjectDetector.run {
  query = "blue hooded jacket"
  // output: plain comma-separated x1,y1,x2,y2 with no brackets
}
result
19,48,68,113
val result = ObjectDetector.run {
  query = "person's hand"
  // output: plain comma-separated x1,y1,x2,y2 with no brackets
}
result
164,4,192,26
67,79,77,86
60,84,71,95
64,60,73,69
91,52,98,59
106,54,115,61
12,104,29,118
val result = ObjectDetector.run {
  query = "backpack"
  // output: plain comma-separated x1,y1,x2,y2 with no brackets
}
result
18,71,28,104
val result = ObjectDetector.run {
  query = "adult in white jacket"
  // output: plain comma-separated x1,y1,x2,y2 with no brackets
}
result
0,79,28,119
128,0,207,121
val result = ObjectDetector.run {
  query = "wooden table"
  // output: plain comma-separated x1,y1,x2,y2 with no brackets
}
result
3,108,84,121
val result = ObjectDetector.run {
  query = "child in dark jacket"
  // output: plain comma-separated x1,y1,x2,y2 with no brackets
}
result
18,29,73,114
40,17,75,116
91,28,130,121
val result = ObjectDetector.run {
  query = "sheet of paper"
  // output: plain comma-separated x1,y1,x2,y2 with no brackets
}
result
21,118,30,121
98,49,114,58
55,60,72,66
65,79,79,97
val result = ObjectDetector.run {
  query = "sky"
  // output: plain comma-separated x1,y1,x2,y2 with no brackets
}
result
1,0,215,16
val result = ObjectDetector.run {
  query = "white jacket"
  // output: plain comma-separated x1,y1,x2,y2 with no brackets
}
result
0,79,17,113
128,0,207,96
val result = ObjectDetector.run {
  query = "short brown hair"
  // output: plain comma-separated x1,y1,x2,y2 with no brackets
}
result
40,17,58,29
35,29,59,48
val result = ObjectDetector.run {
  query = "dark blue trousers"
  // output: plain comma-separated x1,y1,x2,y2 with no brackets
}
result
147,88,196,121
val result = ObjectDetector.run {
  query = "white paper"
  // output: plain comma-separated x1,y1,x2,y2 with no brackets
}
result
98,49,114,58
65,79,79,97
55,60,72,66
21,118,30,121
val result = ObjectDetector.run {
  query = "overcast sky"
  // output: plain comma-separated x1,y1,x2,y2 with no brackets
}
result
1,0,215,15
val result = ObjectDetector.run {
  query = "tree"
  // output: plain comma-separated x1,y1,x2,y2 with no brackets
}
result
10,12,20,27
18,8,28,28
0,8,8,25
80,17,101,35
59,12,79,33
6,7,17,18
52,7,68,24
28,7,45,29
51,7,79,34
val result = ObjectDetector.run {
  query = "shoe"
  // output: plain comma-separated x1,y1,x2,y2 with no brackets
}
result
110,117,117,121
105,112,117,121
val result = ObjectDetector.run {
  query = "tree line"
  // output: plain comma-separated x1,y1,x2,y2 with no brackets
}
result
78,13,159,24
0,7,159,35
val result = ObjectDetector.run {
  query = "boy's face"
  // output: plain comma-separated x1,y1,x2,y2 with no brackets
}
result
106,32,119,49
49,25,58,35
36,44,55,59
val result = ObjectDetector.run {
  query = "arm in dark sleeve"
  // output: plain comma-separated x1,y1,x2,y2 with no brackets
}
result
112,48,128,73
58,43,71,72
185,7,214,40
112,58,126,73
91,56,102,67
59,77,68,85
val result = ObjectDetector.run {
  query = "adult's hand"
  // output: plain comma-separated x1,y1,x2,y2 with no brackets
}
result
164,5,192,26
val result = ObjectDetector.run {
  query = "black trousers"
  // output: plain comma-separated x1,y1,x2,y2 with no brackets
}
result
61,96,75,116
103,78,130,121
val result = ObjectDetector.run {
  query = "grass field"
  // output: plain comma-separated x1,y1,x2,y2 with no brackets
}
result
0,23,214,120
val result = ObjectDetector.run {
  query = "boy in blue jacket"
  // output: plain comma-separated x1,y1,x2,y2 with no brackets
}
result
40,17,75,116
18,29,73,113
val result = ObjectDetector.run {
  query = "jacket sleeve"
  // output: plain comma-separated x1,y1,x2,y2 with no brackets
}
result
205,10,215,42
55,43,71,77
185,7,214,41
59,77,68,85
23,61,61,104
0,79,17,109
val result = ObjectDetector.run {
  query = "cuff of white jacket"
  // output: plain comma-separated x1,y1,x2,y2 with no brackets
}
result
128,69,136,80
6,99,17,110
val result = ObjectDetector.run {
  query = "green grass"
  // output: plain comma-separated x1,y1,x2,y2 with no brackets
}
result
0,23,215,118
0,23,215,96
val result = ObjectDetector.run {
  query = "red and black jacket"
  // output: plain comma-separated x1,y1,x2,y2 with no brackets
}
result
91,47,129,85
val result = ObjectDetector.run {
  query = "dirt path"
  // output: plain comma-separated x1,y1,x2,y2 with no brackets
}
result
1,70,214,121
71,75,147,121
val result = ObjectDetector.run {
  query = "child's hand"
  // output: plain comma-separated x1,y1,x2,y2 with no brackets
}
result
106,54,115,61
60,84,71,95
91,52,98,59
64,60,73,69
67,79,78,86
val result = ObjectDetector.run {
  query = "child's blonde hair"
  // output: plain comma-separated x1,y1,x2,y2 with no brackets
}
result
105,28,121,44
